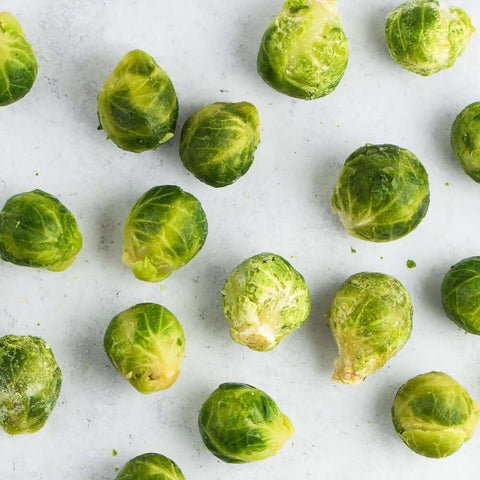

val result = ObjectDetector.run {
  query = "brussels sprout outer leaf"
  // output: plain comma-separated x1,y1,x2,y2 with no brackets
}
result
114,452,186,480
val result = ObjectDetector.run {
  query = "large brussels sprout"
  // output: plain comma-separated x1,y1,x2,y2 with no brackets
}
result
0,335,62,435
327,272,412,384
97,49,178,152
257,0,348,100
104,303,185,394
180,102,260,187
332,144,430,242
222,253,310,352
114,453,186,480
0,189,82,271
392,372,480,458
122,185,207,282
198,382,294,463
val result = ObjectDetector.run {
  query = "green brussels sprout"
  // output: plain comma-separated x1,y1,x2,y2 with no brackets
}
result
198,382,294,463
114,453,186,480
97,49,178,153
0,335,62,435
179,102,260,188
222,253,310,352
104,303,185,394
122,185,208,283
326,272,412,384
385,0,475,76
332,144,430,242
0,189,82,271
257,0,349,100
0,12,37,106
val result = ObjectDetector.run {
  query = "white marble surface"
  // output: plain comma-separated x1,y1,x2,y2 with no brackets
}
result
1,0,480,478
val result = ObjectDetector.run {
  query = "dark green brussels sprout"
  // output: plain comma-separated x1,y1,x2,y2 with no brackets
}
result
392,372,480,458
114,453,186,480
0,189,82,271
104,303,185,394
122,185,207,283
0,12,37,106
97,49,178,153
222,253,310,351
0,335,62,435
179,102,260,187
385,0,475,76
198,383,294,463
332,144,430,242
257,0,349,100
327,272,412,384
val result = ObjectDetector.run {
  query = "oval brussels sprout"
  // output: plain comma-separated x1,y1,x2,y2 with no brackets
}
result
114,453,186,480
222,253,310,352
97,49,178,152
0,189,82,271
332,144,430,242
198,382,294,463
326,272,412,384
0,335,62,435
122,185,208,283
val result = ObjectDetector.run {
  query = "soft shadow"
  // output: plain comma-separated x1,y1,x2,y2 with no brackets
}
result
366,5,394,64
431,108,457,171
421,264,447,320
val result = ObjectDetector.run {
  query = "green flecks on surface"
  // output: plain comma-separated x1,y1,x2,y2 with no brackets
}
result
112,449,118,456
350,247,357,253
406,259,416,269
445,182,450,186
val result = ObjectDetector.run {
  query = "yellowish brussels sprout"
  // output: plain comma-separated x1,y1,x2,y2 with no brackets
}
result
114,453,186,480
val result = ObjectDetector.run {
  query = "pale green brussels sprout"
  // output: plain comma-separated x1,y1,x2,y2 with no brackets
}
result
332,144,430,242
198,383,294,463
122,185,207,283
97,49,178,152
385,0,475,76
114,453,186,480
257,0,348,100
0,335,62,435
0,189,82,271
180,102,260,187
104,303,185,394
222,253,310,352
327,272,412,384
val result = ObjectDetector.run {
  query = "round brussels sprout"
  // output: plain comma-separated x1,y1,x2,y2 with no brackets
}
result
257,0,348,100
198,382,294,463
104,303,185,394
122,185,208,283
0,189,82,271
385,0,475,76
222,253,310,352
392,372,480,458
180,102,260,187
97,49,178,153
326,272,412,384
0,335,62,435
114,453,186,480
0,12,37,106
332,144,430,242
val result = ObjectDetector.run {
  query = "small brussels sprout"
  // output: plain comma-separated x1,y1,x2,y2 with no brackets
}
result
222,253,310,352
327,272,412,384
385,0,475,76
332,144,430,242
0,189,82,271
257,0,348,100
0,335,62,435
180,102,260,187
97,49,178,152
0,12,37,106
104,303,185,394
122,185,208,282
114,453,186,480
198,382,294,463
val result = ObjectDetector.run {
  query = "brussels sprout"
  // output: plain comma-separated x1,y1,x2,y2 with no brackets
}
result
122,185,207,283
0,335,62,435
114,453,186,480
257,0,348,100
198,382,294,463
222,253,310,352
385,0,474,76
0,189,82,271
332,144,430,242
179,102,260,187
104,303,185,394
327,272,412,384
97,49,178,152
0,12,37,106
